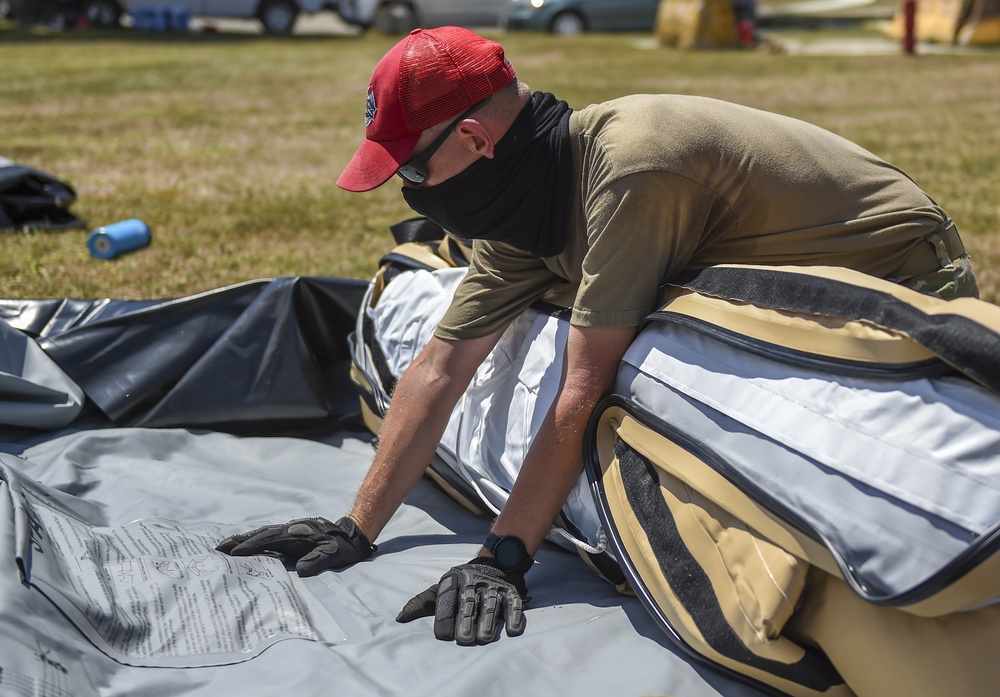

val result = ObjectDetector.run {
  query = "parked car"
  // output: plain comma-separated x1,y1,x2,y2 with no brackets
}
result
75,0,336,34
338,0,508,33
506,0,660,34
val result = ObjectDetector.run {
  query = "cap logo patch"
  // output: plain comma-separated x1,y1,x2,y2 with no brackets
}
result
365,87,377,127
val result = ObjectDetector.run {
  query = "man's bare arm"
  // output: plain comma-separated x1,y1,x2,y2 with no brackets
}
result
349,330,504,542
485,324,637,556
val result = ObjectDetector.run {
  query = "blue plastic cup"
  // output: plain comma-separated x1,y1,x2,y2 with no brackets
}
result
87,219,152,260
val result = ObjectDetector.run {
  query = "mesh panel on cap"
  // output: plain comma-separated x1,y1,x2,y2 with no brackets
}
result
398,29,515,133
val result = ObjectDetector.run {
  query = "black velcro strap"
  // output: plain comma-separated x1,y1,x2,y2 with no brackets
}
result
617,438,843,691
671,267,1000,394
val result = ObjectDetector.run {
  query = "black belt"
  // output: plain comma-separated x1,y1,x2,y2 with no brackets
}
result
890,220,966,278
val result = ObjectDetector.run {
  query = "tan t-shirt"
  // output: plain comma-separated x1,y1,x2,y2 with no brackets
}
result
434,94,947,341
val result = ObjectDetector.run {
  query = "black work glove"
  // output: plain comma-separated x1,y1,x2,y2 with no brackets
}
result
396,557,528,645
215,516,375,577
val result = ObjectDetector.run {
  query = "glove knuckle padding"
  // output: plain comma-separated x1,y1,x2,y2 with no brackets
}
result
504,592,525,637
285,521,322,536
475,586,502,645
455,581,483,645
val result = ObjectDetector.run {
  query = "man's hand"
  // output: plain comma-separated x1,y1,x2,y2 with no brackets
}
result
215,516,375,577
396,557,527,645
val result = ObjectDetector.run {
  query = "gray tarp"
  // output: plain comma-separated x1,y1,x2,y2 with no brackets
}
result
0,281,769,697
0,427,769,697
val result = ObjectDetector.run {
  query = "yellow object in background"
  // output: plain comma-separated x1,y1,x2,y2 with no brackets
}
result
958,0,1000,42
656,0,739,49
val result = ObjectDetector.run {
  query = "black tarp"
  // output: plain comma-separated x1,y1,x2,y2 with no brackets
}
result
0,276,367,432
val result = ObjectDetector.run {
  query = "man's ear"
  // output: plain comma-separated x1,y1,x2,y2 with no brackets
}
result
455,119,496,159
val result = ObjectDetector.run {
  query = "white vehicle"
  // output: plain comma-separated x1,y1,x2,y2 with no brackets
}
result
337,0,508,33
78,0,335,34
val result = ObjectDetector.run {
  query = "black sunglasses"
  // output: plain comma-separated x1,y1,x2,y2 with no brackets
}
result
397,97,491,187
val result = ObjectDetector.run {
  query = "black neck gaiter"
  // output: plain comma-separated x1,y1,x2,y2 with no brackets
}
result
401,92,573,258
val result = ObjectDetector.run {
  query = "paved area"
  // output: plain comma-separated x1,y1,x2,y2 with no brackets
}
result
781,37,999,53
759,0,895,18
185,12,360,35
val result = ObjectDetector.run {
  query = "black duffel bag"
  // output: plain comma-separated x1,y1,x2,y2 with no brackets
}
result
0,157,86,232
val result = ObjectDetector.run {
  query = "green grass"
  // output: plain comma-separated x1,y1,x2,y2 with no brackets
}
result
1,23,999,303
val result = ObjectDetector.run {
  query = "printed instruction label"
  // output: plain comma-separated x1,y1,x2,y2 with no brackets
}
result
9,466,344,667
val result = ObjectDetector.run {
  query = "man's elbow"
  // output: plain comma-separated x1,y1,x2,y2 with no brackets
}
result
400,337,483,402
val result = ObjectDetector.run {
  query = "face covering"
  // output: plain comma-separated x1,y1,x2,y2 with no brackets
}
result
401,91,573,258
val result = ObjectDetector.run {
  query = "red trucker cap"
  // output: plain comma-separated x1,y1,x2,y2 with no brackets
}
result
336,26,516,193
